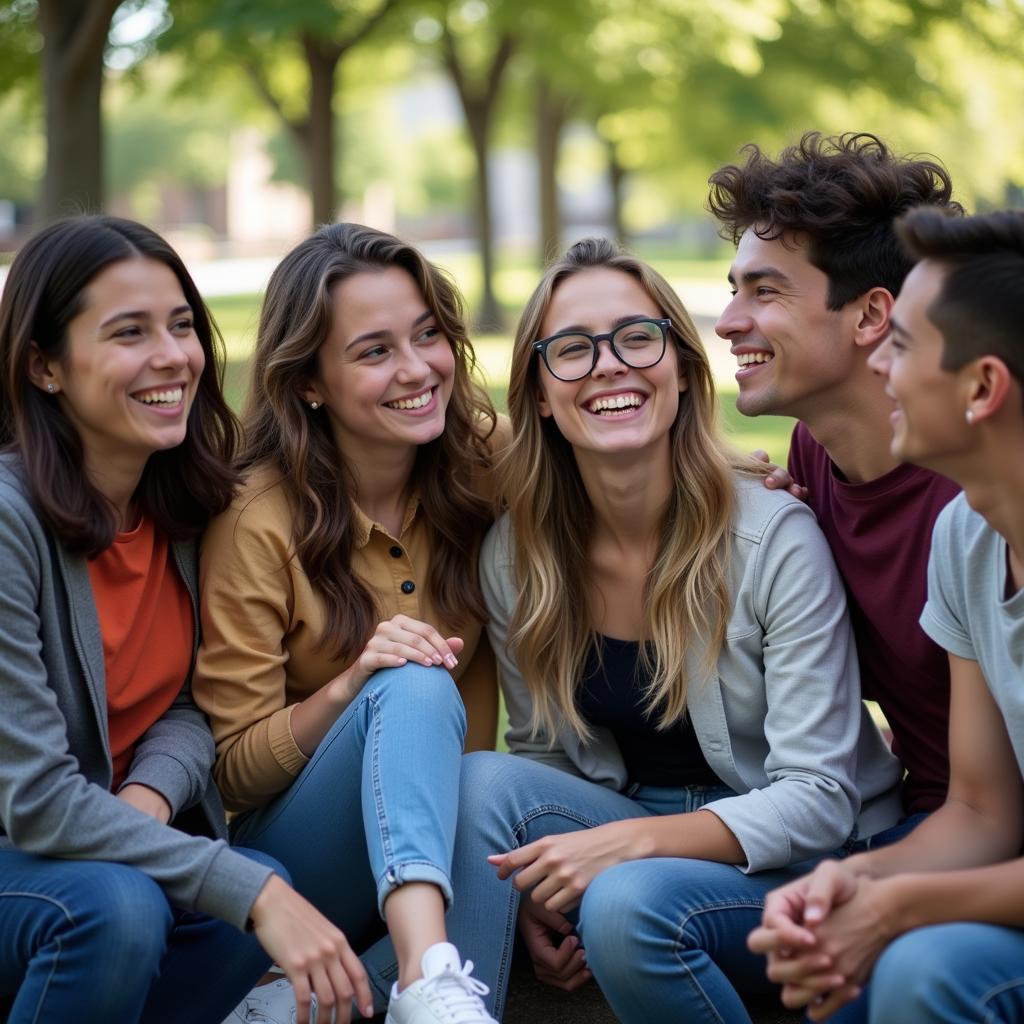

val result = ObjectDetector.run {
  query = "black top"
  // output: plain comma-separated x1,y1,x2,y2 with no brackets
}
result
577,635,723,788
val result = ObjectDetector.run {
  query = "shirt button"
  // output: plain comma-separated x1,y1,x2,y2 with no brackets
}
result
401,580,415,594
389,546,402,558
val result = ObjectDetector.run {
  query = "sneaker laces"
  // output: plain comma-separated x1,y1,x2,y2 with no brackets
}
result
420,960,494,1023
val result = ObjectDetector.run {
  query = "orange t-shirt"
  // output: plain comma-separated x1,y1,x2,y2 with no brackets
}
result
87,518,194,791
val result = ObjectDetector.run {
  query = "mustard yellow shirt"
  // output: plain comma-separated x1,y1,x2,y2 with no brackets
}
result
195,463,499,812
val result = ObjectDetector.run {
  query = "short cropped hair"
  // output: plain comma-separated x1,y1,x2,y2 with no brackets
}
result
708,131,961,309
896,208,1024,385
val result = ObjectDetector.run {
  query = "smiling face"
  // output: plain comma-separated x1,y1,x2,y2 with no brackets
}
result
37,257,204,480
868,260,969,469
304,266,456,461
535,267,686,460
715,229,862,420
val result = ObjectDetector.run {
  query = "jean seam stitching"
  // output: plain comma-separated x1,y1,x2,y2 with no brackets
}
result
367,691,394,873
979,975,1024,1023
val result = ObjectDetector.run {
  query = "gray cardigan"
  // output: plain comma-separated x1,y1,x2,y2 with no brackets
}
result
482,476,903,873
0,456,272,930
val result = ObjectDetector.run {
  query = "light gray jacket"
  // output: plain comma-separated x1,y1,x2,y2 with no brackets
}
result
0,456,271,930
482,476,903,873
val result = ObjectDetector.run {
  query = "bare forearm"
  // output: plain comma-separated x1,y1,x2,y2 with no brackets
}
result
842,800,1018,882
885,857,1024,934
623,809,745,864
288,670,355,757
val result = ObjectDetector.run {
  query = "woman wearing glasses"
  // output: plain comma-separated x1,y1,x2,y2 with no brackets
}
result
443,238,902,1022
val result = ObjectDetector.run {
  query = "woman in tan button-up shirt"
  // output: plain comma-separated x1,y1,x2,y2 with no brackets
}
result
194,224,505,1024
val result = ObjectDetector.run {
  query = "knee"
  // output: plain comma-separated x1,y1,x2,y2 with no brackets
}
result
66,864,171,973
370,664,466,732
458,751,517,818
869,926,967,1023
579,862,659,970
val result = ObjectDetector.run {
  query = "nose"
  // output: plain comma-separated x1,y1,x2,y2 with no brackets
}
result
715,295,752,341
394,341,430,383
867,335,893,378
591,338,628,378
152,327,192,370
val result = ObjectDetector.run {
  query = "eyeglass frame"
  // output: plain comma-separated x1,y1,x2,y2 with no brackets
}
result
532,317,673,382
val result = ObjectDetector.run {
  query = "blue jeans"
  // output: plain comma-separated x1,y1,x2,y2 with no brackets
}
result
0,846,278,1024
826,924,1024,1024
438,750,809,1022
231,664,467,1010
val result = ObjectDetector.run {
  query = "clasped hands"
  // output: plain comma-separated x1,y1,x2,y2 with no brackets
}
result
747,859,898,1021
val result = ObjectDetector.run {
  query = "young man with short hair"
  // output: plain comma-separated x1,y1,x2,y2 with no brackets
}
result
749,207,1024,1024
709,132,961,824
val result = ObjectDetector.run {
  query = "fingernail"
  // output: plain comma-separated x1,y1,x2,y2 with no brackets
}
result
444,654,457,668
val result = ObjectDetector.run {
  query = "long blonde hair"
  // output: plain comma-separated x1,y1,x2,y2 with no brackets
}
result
503,237,761,741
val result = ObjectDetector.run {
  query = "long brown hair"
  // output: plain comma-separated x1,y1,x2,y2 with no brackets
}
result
503,237,762,740
0,215,239,555
240,222,496,661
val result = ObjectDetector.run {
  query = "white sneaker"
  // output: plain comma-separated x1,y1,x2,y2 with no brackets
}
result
384,942,497,1024
222,977,297,1023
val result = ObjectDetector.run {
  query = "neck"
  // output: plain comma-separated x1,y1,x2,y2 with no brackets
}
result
799,373,900,484
949,433,1024,576
344,441,417,535
84,452,146,532
573,440,672,552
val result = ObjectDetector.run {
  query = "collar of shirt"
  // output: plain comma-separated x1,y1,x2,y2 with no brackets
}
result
350,491,423,548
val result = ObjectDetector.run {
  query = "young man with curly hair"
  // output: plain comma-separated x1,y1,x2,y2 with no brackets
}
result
709,133,961,833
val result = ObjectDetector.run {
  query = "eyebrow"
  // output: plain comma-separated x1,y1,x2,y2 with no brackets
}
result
347,309,434,350
549,314,658,335
726,267,794,288
99,304,192,329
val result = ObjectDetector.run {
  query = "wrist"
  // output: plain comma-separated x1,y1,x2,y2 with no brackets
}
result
875,873,928,938
326,667,359,708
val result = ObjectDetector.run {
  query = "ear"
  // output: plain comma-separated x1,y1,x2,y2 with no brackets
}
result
299,380,324,407
852,287,895,350
26,342,60,394
965,356,1012,424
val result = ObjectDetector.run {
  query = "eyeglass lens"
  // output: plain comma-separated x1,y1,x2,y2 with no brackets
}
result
545,320,665,380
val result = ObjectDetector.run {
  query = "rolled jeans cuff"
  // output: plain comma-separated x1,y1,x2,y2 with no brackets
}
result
377,859,454,917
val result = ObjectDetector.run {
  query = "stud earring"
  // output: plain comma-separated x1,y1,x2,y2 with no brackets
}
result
46,383,55,393
965,409,974,424
309,401,319,410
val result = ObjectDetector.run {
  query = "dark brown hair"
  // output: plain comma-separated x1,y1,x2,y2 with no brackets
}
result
708,131,961,309
240,222,497,661
896,208,1024,383
0,215,240,554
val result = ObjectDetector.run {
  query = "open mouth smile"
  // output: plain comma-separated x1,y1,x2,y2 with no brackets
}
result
131,386,185,408
385,386,436,412
585,391,647,417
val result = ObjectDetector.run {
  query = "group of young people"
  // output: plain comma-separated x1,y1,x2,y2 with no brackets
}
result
0,129,1020,1024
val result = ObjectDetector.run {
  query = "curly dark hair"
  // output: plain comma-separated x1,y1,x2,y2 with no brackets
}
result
708,131,961,309
896,208,1024,383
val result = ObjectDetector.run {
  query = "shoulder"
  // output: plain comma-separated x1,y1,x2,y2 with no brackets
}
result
0,454,47,536
203,465,294,557
729,473,814,545
931,492,990,566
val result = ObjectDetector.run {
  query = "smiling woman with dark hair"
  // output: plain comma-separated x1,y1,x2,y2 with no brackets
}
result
0,215,372,1024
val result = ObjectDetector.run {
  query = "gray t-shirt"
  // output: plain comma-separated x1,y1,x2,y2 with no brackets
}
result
920,493,1024,776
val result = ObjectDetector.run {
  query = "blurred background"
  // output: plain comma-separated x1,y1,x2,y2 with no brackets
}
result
2,0,1023,454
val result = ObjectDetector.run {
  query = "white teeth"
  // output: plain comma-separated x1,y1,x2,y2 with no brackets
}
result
736,352,774,366
387,389,432,410
134,387,184,405
588,393,644,414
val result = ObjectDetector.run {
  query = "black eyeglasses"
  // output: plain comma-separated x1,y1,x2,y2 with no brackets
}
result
533,317,671,382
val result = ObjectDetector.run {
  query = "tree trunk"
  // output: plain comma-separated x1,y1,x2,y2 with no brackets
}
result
607,138,626,247
302,34,342,229
441,30,515,332
37,0,121,221
536,77,569,267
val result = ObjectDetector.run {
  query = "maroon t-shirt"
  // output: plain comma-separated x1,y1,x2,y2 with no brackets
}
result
789,422,959,815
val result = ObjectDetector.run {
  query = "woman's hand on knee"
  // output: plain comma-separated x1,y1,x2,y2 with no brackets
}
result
331,616,464,703
518,900,592,992
249,874,373,1024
